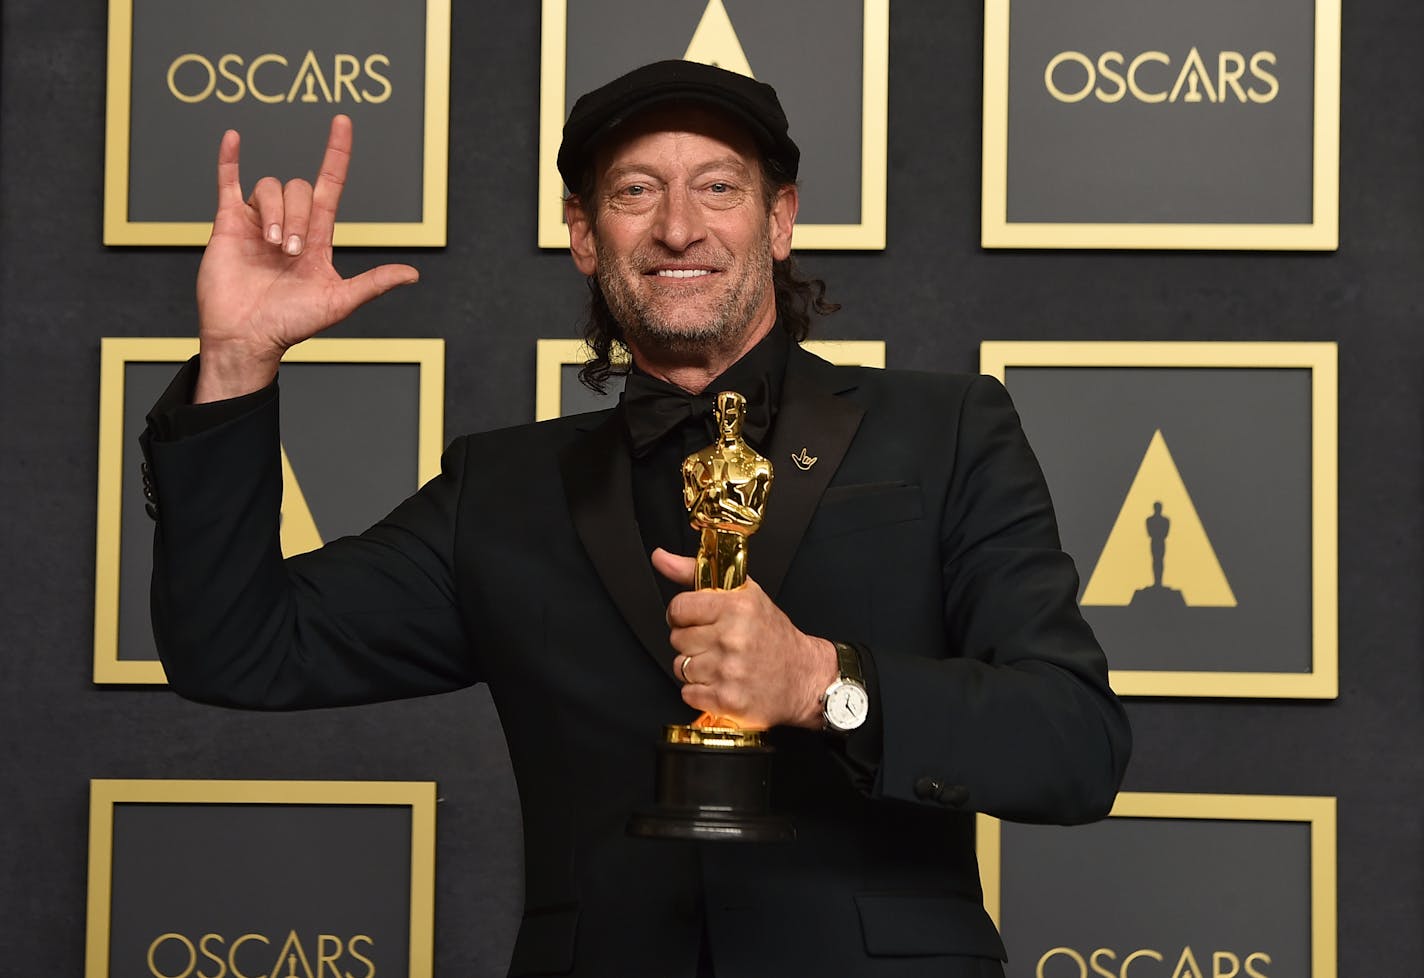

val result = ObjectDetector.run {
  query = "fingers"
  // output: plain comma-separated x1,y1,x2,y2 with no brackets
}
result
666,575,763,628
681,678,744,724
674,648,744,686
669,621,719,661
663,579,823,730
328,263,420,321
281,179,313,255
249,177,284,245
310,114,354,244
233,116,352,250
651,547,695,587
216,129,244,209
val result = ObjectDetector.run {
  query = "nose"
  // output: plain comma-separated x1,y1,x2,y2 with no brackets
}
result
652,184,707,253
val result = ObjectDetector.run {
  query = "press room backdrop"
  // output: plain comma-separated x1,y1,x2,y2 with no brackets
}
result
2,1,1421,975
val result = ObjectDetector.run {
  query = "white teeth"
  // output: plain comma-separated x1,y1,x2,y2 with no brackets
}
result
655,269,712,278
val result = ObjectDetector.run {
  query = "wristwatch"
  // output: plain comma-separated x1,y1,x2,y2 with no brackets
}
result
822,641,869,732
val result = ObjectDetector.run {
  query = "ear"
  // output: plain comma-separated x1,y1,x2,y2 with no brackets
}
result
565,195,598,276
768,183,799,261
768,185,803,263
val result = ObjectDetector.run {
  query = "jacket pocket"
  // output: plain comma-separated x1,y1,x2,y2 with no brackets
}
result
508,903,580,976
854,893,1007,959
809,483,924,540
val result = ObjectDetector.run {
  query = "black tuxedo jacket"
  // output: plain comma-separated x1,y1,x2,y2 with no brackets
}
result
144,345,1131,978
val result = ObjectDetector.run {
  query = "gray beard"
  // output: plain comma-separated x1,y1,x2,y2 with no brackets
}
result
595,237,773,362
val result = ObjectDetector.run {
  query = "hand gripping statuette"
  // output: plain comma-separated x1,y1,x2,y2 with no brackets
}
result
628,391,795,843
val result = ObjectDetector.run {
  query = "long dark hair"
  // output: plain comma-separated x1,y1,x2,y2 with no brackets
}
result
571,165,840,394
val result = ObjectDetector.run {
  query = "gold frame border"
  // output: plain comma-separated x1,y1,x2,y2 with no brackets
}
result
534,338,887,421
102,0,451,246
86,779,437,978
536,0,889,251
977,792,1337,978
94,337,446,685
979,341,1338,699
980,0,1342,250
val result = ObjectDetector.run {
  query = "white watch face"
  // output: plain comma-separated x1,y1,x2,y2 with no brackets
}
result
825,682,869,730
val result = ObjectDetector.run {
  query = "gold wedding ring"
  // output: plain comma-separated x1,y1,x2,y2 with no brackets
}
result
679,654,694,684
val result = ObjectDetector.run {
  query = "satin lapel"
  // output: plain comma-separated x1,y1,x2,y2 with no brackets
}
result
754,346,865,600
559,411,677,680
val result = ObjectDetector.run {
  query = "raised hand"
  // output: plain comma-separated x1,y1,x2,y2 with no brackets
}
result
652,548,838,730
193,114,419,402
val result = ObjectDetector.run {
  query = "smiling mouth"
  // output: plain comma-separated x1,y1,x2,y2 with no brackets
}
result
651,269,715,279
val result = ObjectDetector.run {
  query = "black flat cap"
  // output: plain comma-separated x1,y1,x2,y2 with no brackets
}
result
556,60,800,192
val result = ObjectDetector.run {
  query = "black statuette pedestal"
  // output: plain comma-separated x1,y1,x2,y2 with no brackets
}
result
627,733,795,843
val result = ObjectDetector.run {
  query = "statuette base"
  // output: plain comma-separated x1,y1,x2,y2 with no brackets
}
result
626,725,795,844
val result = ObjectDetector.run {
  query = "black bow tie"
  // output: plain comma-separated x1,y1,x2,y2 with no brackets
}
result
621,372,772,458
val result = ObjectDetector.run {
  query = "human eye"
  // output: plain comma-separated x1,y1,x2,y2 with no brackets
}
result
606,179,658,211
700,178,745,207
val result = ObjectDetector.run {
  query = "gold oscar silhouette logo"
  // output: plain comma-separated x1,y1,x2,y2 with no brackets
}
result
279,446,323,558
1082,430,1236,608
683,0,754,77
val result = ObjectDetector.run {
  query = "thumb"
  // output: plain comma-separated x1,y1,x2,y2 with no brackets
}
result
651,547,695,587
330,263,420,320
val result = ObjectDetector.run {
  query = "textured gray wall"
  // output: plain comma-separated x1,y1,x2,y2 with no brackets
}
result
2,2,1421,976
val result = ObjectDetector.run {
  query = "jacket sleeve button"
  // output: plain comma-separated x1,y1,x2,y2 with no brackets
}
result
914,776,969,807
914,776,946,801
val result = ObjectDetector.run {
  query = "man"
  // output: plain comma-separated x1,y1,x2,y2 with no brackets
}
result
143,60,1131,977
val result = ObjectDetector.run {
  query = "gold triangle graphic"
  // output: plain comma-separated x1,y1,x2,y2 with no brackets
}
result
1081,429,1236,607
279,444,324,558
684,0,755,78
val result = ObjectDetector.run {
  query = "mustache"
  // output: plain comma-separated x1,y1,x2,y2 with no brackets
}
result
628,247,731,272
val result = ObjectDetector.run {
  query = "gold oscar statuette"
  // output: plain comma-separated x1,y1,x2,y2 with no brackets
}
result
627,391,796,843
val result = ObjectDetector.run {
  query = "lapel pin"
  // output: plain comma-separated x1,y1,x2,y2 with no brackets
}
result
791,447,818,471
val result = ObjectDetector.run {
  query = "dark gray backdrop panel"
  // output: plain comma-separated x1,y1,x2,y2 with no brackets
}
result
999,818,1310,975
1006,0,1315,223
1006,365,1313,674
1,2,1420,976
128,0,427,222
109,803,412,976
